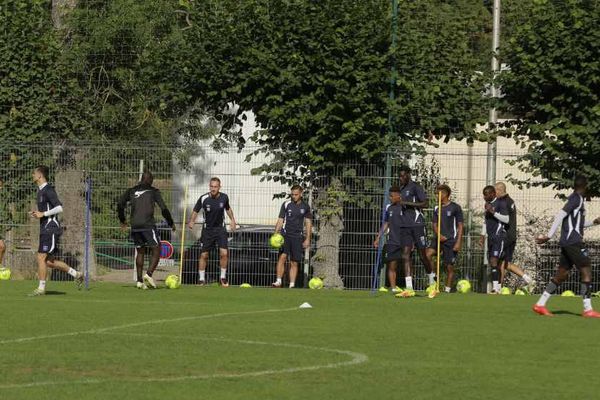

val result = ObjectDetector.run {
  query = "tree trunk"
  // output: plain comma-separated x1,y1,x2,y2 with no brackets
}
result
52,0,77,30
311,178,344,289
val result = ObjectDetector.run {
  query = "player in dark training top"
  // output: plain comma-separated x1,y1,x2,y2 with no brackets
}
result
374,186,405,292
534,176,600,318
272,185,312,288
118,171,175,289
188,177,237,287
425,184,463,293
398,166,437,290
495,182,534,291
29,165,83,296
479,185,509,294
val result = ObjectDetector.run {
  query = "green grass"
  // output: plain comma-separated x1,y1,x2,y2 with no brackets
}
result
1,281,600,400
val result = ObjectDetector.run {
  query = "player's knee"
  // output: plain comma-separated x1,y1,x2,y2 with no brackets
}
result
200,252,209,260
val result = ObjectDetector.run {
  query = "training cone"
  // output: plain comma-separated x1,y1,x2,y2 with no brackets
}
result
299,302,313,309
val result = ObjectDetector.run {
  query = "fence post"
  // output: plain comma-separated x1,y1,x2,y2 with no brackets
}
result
84,175,92,290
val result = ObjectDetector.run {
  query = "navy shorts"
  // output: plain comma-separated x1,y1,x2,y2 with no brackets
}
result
429,240,458,265
504,240,516,263
39,233,60,255
487,237,505,261
400,225,428,249
385,244,403,262
281,235,304,262
131,228,160,248
560,244,590,270
200,227,228,252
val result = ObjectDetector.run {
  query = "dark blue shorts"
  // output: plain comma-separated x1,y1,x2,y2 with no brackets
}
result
131,228,160,248
399,225,428,249
200,227,228,252
385,244,403,262
39,233,60,255
429,240,458,265
487,237,505,261
560,243,590,270
504,240,516,263
280,235,304,262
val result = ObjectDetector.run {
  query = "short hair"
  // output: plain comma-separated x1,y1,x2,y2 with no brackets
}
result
291,184,303,192
437,184,451,197
389,185,401,194
35,165,49,181
574,175,588,190
495,182,506,192
210,177,221,184
141,171,153,185
399,165,411,174
483,185,495,194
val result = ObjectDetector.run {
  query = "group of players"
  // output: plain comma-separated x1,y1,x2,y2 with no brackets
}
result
374,166,533,297
3,164,600,317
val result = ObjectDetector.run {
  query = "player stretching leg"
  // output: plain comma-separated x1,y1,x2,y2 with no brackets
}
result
534,176,600,318
495,182,534,291
29,165,83,296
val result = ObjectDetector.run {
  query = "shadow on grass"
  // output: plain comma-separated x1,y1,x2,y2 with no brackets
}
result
552,310,580,316
44,291,66,296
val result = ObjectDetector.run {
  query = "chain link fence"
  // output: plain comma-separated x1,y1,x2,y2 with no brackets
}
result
1,140,599,293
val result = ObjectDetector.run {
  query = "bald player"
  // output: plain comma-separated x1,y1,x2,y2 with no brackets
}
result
495,182,534,291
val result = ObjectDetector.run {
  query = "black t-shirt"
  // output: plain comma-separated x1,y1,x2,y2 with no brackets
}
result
484,197,508,239
504,195,517,243
278,200,312,237
399,180,427,227
37,183,62,234
193,192,230,228
560,192,585,247
384,202,404,246
118,183,174,230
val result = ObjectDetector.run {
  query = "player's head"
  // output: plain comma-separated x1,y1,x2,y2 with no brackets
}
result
483,185,496,202
290,184,303,203
399,165,411,186
209,177,221,196
389,185,401,204
32,165,49,184
494,181,507,197
574,175,588,193
437,184,451,201
141,170,153,185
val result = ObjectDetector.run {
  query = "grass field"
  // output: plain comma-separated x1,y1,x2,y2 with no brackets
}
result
1,280,600,400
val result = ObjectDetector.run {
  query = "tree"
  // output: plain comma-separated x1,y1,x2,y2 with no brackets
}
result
499,0,600,195
177,0,490,287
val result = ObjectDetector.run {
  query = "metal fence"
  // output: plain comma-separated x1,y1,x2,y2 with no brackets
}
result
1,141,599,294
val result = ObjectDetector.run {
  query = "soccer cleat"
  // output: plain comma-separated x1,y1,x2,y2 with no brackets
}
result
532,304,553,316
220,278,229,288
136,282,148,290
143,273,157,289
391,286,402,293
271,281,282,288
28,288,46,297
582,310,600,318
197,280,206,287
75,271,84,290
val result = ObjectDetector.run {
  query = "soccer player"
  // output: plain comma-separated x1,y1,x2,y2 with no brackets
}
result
533,176,600,318
478,185,509,294
29,165,83,296
187,177,237,287
118,171,175,289
272,185,312,288
398,166,436,290
425,184,463,293
495,182,534,290
373,186,405,292
0,177,8,268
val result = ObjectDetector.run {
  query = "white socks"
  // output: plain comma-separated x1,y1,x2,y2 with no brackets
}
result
444,286,451,293
38,280,46,290
405,277,413,290
523,274,533,284
536,291,551,307
199,270,206,281
67,268,78,278
220,268,227,279
427,273,436,285
289,282,295,288
493,281,501,292
583,298,593,312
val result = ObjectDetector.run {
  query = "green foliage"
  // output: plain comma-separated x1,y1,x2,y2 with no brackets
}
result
499,0,600,195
